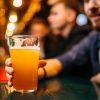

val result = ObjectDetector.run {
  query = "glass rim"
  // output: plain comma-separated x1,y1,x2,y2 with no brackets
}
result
7,34,40,48
10,35,39,38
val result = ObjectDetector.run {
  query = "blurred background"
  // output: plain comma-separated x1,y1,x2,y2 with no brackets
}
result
0,0,91,66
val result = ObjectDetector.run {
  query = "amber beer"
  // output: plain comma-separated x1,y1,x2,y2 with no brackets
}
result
8,35,40,91
10,47,40,91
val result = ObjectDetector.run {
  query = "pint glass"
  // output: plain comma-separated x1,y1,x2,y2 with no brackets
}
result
8,35,40,92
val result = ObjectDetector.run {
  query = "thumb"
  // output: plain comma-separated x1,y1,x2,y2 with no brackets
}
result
38,60,47,68
90,74,100,83
90,76,97,82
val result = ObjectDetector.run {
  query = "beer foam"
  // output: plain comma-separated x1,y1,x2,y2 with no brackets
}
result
10,46,40,50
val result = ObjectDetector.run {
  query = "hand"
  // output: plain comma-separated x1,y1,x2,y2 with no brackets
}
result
5,58,62,87
91,73,100,84
39,59,62,78
5,58,14,87
5,58,47,87
38,60,47,79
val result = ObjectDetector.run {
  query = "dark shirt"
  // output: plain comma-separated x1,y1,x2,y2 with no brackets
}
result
44,35,67,58
44,25,92,59
57,31,100,76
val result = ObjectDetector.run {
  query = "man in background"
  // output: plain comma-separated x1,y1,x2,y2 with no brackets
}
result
44,0,91,58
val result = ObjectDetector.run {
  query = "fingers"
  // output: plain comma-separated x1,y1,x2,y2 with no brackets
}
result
5,58,13,87
6,73,13,80
8,81,12,87
5,67,14,87
39,60,47,68
38,68,45,79
5,58,12,66
5,66,14,75
90,77,100,83
90,73,100,84
90,76,96,82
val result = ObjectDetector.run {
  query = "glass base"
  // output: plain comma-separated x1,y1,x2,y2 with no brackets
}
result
12,86,37,93
15,89,35,93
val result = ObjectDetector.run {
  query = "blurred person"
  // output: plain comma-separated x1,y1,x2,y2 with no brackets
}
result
50,28,60,36
43,0,100,81
47,0,59,6
47,0,62,36
5,0,100,86
44,0,92,58
29,17,49,59
48,0,80,38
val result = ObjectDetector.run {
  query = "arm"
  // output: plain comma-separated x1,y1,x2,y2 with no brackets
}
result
40,32,95,78
57,35,90,70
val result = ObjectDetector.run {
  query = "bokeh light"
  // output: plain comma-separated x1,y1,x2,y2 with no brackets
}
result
7,23,15,31
13,0,22,7
76,14,88,26
9,14,18,23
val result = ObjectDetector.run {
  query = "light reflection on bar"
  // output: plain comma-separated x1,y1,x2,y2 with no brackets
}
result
0,79,61,99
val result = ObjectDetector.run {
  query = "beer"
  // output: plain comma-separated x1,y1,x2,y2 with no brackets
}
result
10,47,40,90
